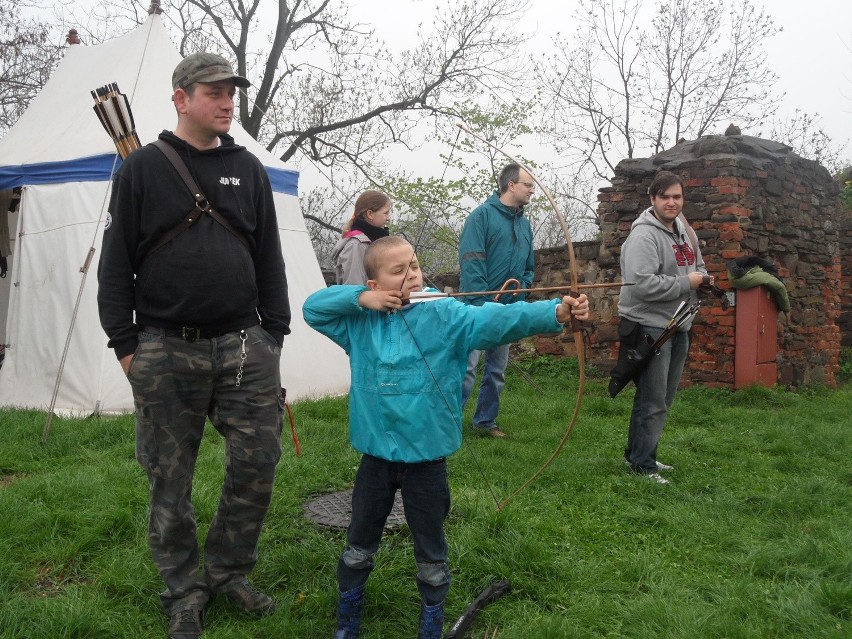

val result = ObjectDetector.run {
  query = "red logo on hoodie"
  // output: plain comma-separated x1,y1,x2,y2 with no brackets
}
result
672,242,695,266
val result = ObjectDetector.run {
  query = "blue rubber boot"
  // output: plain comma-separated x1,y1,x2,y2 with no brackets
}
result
333,585,365,638
418,600,445,639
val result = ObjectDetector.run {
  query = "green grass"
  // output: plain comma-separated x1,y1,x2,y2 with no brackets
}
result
0,365,850,639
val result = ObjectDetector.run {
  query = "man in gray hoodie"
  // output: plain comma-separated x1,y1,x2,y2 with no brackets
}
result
618,171,710,484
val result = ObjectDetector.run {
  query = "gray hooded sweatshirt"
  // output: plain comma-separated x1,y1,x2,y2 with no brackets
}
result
617,207,707,331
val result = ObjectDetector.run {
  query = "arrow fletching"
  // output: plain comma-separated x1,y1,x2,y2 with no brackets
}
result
91,82,141,159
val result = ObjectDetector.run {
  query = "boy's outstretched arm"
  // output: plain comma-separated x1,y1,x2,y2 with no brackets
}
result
555,293,590,324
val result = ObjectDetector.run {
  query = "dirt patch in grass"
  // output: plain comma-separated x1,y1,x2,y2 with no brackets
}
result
31,562,91,598
1,473,23,488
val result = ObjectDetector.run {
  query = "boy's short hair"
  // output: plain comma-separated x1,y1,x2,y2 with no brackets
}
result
364,236,411,280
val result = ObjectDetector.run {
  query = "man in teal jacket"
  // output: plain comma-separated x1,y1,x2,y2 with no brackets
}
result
458,162,536,437
303,236,589,639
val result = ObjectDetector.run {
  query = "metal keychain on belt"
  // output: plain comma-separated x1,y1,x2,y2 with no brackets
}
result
235,329,247,386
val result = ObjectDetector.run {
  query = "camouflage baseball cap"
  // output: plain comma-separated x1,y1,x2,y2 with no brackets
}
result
172,52,251,90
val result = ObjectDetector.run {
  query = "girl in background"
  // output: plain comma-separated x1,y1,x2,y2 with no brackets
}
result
331,190,391,284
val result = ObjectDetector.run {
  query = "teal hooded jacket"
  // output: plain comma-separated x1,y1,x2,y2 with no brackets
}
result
459,192,534,306
303,286,563,462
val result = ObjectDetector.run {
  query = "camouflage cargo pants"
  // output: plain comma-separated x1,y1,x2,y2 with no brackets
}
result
127,324,282,613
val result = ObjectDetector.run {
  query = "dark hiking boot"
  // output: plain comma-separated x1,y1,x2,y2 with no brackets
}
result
222,579,276,616
418,600,445,639
334,584,365,638
168,607,204,639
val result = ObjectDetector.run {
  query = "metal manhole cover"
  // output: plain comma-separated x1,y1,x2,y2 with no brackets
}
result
303,489,407,530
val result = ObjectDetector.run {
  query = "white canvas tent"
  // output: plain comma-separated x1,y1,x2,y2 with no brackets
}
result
0,14,350,414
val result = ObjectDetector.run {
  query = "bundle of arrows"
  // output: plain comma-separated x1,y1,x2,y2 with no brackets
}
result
91,82,141,159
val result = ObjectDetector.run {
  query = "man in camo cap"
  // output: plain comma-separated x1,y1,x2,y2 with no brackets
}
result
98,51,290,639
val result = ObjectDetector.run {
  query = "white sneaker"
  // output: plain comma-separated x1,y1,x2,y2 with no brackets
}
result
646,472,670,485
624,460,674,472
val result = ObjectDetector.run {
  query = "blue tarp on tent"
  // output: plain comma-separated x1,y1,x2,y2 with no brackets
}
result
0,153,299,195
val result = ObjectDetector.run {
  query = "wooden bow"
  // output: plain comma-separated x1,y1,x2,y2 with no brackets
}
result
456,122,586,511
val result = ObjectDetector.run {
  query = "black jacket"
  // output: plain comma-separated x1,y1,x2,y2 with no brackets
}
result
98,131,291,359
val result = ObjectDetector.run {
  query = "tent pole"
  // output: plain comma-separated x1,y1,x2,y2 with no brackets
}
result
42,247,96,443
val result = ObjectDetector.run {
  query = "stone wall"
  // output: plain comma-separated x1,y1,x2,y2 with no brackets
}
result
319,136,846,387
841,211,852,348
596,135,842,388
434,136,844,387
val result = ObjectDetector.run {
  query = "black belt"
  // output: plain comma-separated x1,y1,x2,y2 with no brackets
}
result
141,326,237,342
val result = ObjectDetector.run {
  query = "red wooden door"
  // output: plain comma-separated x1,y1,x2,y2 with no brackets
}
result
734,287,778,388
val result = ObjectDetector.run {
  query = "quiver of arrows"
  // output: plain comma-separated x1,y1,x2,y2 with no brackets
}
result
91,83,142,160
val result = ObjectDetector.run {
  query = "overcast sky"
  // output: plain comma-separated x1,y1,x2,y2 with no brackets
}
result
273,0,851,195
47,0,852,189
353,0,851,149
756,0,851,146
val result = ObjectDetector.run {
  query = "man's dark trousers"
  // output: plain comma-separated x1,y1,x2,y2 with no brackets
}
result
128,325,282,613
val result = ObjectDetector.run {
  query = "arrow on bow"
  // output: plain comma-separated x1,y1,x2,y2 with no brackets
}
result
404,280,633,305
455,122,587,511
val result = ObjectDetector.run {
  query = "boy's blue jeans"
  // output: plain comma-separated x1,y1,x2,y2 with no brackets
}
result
625,328,689,473
338,454,451,605
461,343,510,430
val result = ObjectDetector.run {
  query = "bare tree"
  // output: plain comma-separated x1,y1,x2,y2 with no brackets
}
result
102,0,531,174
365,99,602,272
539,0,779,180
42,0,534,262
767,110,847,175
645,0,776,150
0,0,65,135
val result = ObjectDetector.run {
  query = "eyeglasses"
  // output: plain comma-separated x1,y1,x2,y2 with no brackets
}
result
514,181,535,190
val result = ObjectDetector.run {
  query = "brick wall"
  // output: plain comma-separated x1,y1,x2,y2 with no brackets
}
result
840,212,852,348
433,135,843,388
557,135,841,388
319,134,846,388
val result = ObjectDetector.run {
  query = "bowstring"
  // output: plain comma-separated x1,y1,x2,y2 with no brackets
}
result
396,127,502,509
233,86,502,504
455,122,589,510
395,310,502,508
